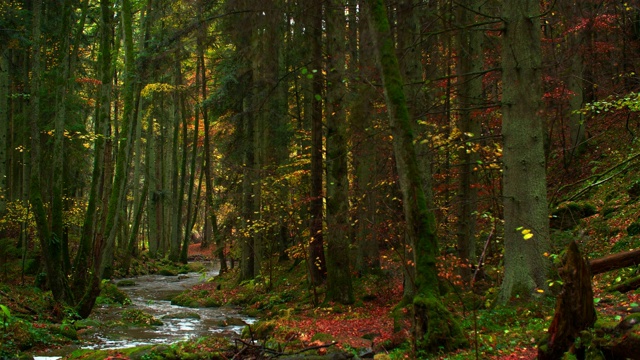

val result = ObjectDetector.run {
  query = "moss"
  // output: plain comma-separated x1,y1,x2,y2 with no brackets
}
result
158,267,178,276
99,281,131,305
116,279,137,287
187,262,207,273
413,295,467,354
311,332,336,343
162,312,201,320
214,317,246,327
121,309,162,326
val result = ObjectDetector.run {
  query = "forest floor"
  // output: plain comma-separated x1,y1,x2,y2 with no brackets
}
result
4,179,640,360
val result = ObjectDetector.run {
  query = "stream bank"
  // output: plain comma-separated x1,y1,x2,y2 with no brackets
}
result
33,262,255,359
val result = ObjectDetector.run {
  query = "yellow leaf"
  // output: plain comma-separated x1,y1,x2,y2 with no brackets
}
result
536,289,544,293
521,229,531,235
523,233,534,240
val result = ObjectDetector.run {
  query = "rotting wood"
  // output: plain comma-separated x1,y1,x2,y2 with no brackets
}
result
538,241,597,360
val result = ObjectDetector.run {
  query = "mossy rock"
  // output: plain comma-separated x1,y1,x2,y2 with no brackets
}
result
187,262,207,272
99,281,132,305
158,268,178,276
117,279,137,287
121,309,163,326
215,317,246,327
551,202,597,229
171,293,202,308
162,312,201,320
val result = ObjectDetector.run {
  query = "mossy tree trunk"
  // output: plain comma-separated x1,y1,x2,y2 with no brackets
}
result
325,0,354,305
498,0,551,304
366,0,466,353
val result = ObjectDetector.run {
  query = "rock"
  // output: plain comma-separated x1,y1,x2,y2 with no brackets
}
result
116,279,137,287
162,312,201,320
358,347,374,358
215,317,246,327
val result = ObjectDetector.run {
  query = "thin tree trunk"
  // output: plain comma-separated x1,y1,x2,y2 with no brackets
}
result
308,0,327,285
455,0,483,282
99,0,138,279
0,50,8,218
169,60,185,263
326,0,354,305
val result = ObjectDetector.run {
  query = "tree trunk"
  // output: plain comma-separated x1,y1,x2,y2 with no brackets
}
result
366,0,466,353
325,0,354,305
455,0,483,282
352,1,380,275
240,90,256,282
0,50,8,218
498,0,551,303
308,0,327,286
100,0,138,279
169,59,186,263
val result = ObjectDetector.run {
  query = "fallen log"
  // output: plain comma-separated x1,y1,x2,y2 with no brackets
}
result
608,274,640,293
538,241,597,360
589,248,640,276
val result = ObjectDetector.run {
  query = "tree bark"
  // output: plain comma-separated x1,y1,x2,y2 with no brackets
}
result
498,0,551,304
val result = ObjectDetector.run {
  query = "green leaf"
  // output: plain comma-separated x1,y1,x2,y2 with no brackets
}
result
314,94,322,101
0,304,10,318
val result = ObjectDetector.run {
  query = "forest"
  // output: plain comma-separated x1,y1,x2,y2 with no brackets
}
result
1,0,640,359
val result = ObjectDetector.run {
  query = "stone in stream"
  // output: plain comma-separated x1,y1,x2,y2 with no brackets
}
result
116,279,137,287
214,317,247,327
162,312,202,320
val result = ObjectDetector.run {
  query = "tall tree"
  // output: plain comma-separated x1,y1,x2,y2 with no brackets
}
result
351,1,381,275
0,49,8,219
455,0,484,282
307,0,327,286
325,0,354,304
498,0,551,303
99,0,139,279
366,0,465,353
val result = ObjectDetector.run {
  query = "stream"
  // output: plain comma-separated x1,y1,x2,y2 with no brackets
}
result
34,263,255,359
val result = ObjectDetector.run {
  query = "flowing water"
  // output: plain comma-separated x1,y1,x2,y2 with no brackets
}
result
34,263,254,359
